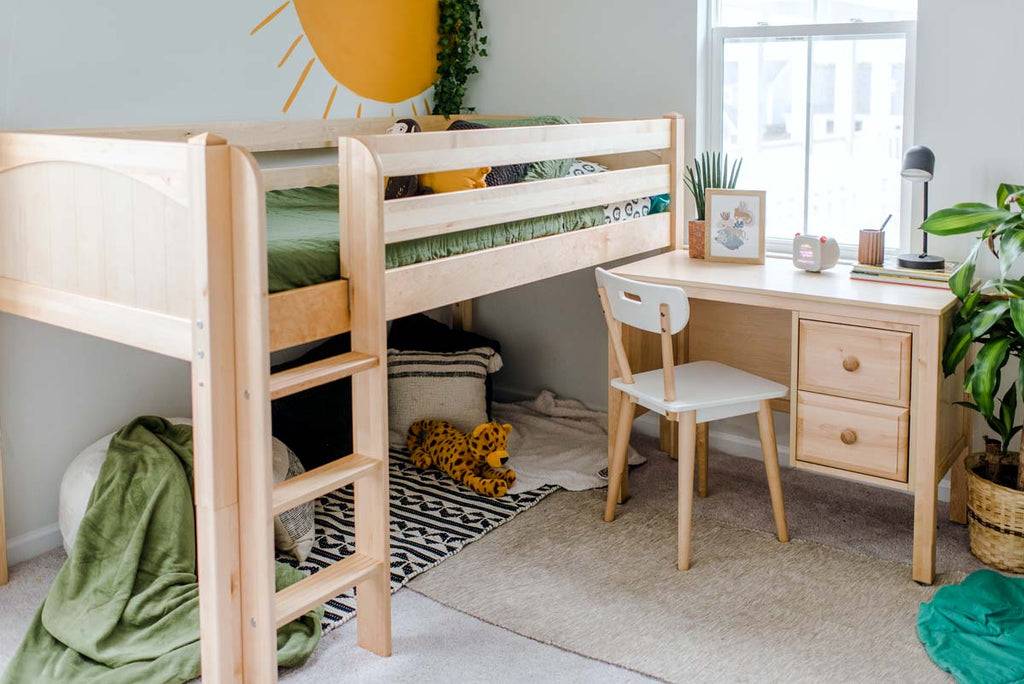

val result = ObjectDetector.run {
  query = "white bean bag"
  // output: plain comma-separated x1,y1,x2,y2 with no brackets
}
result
59,418,315,561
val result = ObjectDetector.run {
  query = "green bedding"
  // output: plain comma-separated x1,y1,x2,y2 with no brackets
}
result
265,114,600,293
1,417,322,684
266,185,604,292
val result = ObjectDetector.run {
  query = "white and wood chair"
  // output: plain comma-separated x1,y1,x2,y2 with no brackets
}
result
596,267,790,570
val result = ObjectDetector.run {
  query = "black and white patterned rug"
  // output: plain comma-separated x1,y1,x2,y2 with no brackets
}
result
279,449,558,631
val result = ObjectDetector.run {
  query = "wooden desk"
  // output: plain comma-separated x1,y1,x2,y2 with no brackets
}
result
610,252,969,585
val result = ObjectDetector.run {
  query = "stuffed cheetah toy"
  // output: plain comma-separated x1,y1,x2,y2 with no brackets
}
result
407,420,516,497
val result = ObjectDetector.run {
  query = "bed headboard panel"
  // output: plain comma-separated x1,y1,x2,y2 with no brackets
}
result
0,133,198,358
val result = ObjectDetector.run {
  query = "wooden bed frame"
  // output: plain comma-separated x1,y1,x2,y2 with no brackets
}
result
0,113,685,682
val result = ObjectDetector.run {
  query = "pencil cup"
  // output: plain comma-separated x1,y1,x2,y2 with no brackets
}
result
858,230,885,266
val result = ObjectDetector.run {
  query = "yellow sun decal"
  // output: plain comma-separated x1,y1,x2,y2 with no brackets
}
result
251,0,439,119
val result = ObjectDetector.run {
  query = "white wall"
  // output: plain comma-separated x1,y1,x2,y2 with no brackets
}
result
0,0,432,562
914,0,1024,453
471,0,703,410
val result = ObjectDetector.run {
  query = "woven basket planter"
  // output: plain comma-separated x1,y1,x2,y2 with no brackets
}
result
966,452,1024,572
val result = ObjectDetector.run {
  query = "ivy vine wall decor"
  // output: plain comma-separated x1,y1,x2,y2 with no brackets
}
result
249,0,487,119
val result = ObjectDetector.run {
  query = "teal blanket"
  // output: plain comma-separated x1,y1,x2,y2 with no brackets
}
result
918,569,1024,684
2,417,322,684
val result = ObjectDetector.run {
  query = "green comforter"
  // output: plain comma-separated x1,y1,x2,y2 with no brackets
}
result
1,417,322,684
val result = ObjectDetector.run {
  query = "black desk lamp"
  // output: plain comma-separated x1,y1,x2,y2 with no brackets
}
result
898,145,944,270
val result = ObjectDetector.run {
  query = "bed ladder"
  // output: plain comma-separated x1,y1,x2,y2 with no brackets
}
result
244,137,391,679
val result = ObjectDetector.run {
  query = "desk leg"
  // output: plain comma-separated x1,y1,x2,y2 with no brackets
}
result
912,317,942,585
697,423,709,498
949,446,969,525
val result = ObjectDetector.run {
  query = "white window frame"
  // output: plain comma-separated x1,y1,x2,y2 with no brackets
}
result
709,18,918,259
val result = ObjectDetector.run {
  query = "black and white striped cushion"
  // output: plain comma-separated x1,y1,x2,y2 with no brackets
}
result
387,347,503,448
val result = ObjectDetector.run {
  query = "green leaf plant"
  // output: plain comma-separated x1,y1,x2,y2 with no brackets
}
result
433,0,487,117
923,183,1024,489
683,152,742,221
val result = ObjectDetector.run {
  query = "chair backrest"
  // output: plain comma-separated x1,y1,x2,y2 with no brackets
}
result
595,268,690,399
595,268,689,334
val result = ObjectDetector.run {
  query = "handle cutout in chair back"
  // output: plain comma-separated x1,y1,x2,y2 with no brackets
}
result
595,268,689,335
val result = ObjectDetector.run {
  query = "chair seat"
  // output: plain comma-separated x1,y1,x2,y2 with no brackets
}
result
611,360,787,422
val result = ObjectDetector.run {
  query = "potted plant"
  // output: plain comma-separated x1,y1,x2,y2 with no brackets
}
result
922,182,1024,571
683,152,742,258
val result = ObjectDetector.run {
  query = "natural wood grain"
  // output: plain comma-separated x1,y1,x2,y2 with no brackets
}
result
678,411,698,570
662,113,686,249
262,164,337,191
272,454,379,517
604,397,637,522
341,138,391,656
796,391,909,482
364,119,673,176
186,135,244,681
799,319,911,407
912,316,942,585
269,351,378,400
229,147,278,683
383,165,670,243
268,281,350,352
758,400,789,542
274,553,379,629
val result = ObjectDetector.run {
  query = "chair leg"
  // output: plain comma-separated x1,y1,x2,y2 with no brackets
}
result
604,397,636,522
696,422,709,498
677,410,697,570
756,400,789,543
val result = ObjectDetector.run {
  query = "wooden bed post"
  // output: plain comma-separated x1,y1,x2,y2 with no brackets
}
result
230,148,278,682
663,112,686,250
187,133,245,683
451,300,473,331
343,137,392,656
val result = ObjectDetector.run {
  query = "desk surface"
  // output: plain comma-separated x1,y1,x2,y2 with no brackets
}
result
613,251,957,317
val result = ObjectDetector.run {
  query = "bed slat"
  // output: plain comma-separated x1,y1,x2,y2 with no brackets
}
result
366,119,673,176
383,165,670,244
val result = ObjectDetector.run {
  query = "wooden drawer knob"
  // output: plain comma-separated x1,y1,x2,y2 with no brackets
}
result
842,356,860,372
840,429,858,445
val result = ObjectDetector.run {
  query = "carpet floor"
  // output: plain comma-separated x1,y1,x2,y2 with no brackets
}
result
1,433,977,682
409,434,969,683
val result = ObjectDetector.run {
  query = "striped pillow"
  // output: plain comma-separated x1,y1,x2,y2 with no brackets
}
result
387,347,503,448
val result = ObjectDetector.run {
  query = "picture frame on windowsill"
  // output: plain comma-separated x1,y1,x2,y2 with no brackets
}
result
704,189,766,264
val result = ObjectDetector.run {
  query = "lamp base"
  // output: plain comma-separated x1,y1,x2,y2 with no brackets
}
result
897,253,945,270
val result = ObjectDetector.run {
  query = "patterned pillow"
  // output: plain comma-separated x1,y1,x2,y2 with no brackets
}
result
567,159,653,222
387,347,503,448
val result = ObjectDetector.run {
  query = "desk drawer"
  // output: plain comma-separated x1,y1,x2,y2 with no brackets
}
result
798,320,911,407
796,392,909,482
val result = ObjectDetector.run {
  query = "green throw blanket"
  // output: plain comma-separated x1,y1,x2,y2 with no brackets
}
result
2,417,322,684
918,569,1024,684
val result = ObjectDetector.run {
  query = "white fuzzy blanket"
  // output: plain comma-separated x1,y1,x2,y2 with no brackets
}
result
496,390,645,494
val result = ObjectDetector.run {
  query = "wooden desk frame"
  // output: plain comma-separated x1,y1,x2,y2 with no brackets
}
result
610,253,968,585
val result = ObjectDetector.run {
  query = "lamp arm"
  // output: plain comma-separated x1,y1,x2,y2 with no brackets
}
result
921,181,929,257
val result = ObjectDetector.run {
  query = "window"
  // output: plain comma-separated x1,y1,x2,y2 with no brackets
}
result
711,1,917,253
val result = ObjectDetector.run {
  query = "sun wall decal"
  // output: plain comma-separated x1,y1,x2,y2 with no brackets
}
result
251,0,439,119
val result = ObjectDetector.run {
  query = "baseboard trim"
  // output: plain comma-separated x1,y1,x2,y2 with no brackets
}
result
6,523,62,566
634,413,951,502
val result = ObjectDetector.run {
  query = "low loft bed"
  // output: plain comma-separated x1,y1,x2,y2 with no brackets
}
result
0,113,686,682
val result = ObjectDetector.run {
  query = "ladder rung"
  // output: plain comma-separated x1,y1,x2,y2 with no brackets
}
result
272,453,379,516
275,553,381,628
270,351,378,400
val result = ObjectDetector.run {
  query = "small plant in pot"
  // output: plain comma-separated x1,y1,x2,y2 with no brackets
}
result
683,152,742,259
922,182,1024,571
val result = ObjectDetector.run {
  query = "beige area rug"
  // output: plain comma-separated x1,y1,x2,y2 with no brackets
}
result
410,442,962,683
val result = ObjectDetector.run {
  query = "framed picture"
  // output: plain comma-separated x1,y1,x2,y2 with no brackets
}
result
703,189,766,264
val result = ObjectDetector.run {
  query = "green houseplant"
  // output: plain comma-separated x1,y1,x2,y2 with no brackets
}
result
922,181,1024,570
433,0,487,117
683,152,742,258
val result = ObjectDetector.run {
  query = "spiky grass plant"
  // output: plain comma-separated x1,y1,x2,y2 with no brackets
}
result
684,152,742,221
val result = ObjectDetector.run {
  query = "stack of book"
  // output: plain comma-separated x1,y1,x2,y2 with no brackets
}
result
850,259,957,290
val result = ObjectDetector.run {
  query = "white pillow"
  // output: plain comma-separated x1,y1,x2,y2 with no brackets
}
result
59,418,315,562
387,347,503,448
